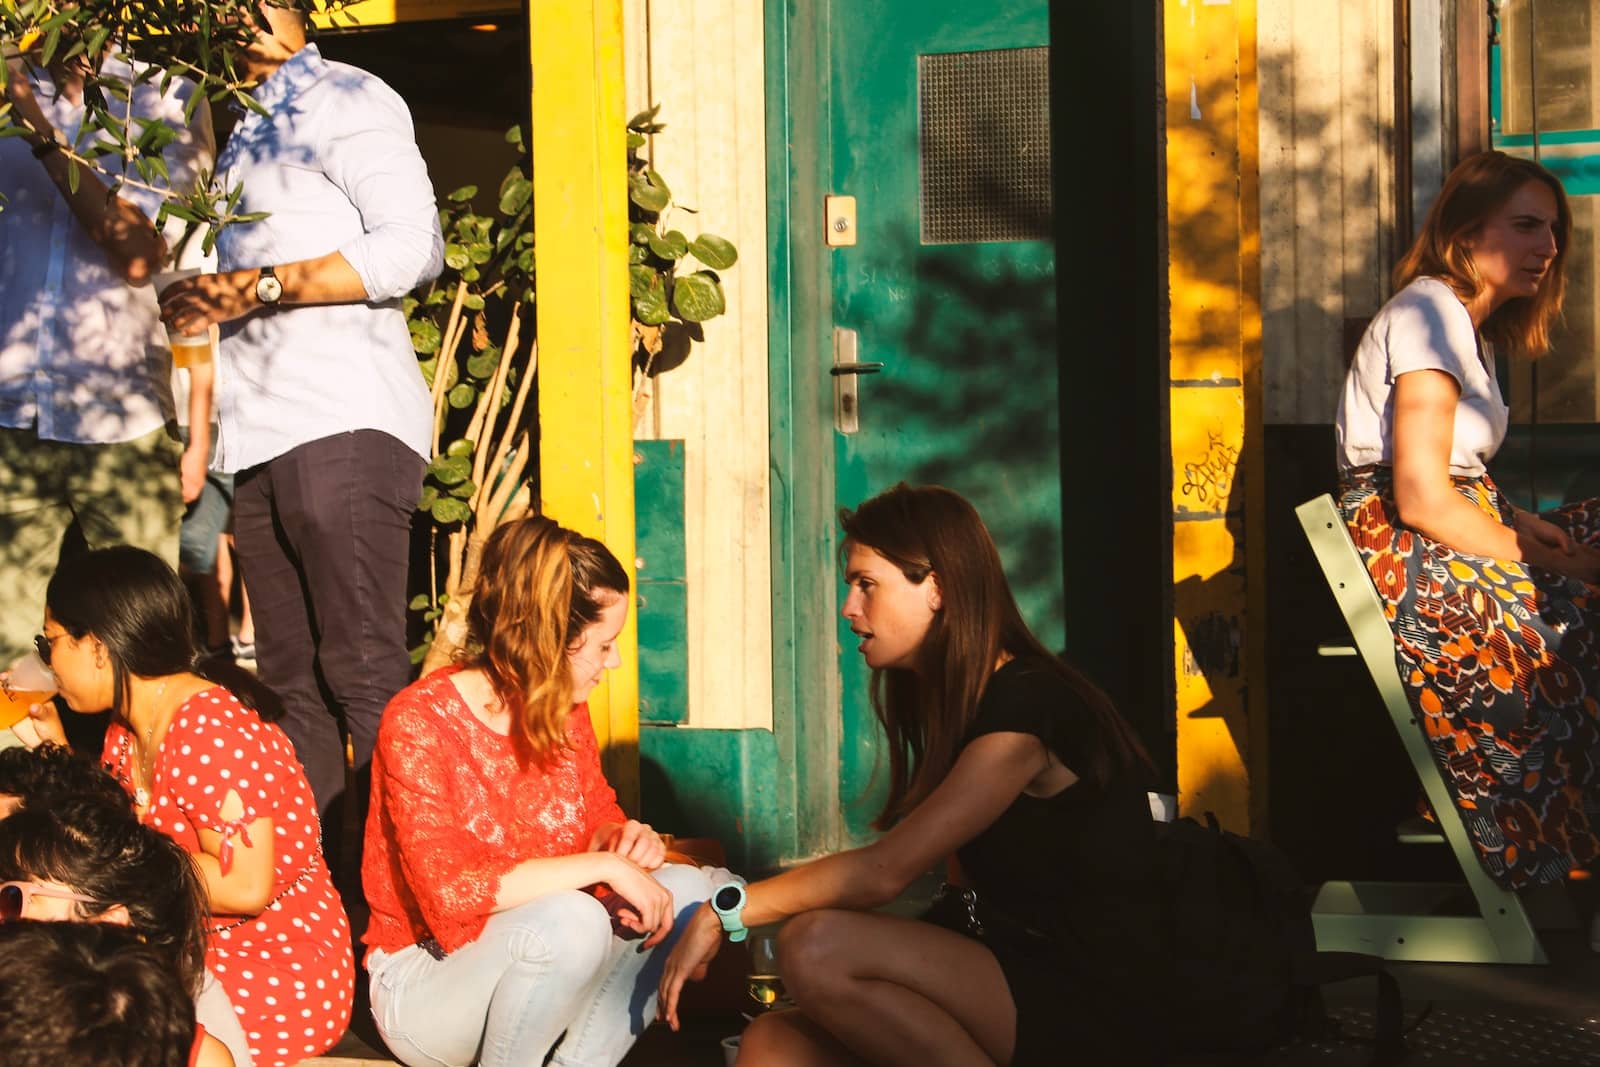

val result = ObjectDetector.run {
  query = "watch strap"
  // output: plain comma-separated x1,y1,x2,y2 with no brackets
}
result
711,882,749,943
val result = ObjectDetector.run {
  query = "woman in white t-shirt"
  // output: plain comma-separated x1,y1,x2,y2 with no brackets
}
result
1336,150,1600,894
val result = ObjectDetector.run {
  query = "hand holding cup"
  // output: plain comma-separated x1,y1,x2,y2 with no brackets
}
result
0,652,59,745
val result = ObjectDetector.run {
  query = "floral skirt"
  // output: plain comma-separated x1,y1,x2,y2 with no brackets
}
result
1339,468,1600,888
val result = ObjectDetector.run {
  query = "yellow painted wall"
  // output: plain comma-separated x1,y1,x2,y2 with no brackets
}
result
1165,0,1265,833
529,0,640,811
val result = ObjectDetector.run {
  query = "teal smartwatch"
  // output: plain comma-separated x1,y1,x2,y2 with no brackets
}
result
711,882,748,943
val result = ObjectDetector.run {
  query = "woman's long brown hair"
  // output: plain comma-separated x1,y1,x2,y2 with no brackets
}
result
463,516,629,764
842,483,1154,829
1394,150,1571,359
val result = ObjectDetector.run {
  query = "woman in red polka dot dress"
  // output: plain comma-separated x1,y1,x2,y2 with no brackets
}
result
13,547,354,1067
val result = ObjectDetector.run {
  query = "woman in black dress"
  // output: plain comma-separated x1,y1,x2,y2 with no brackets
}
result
658,483,1166,1066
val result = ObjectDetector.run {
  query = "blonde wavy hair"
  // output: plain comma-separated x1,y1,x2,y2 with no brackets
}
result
1394,150,1571,360
463,516,629,764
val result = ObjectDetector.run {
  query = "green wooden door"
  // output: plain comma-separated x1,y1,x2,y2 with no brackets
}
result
826,1,1060,837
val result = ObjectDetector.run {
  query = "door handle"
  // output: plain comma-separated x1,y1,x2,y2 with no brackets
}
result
832,327,879,434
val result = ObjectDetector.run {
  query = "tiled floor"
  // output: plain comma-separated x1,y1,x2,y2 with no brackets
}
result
304,1012,733,1065
1251,925,1600,1066
306,927,1600,1066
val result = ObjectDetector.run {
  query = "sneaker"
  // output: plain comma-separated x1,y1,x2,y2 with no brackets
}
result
230,636,257,669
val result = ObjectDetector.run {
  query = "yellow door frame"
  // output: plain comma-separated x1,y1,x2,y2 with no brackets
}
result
318,1,518,28
527,0,639,812
1163,0,1265,833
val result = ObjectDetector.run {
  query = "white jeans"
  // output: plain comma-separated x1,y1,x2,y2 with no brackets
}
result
196,968,253,1067
368,864,713,1067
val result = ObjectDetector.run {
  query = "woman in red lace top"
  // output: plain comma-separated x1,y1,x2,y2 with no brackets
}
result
362,515,713,1067
13,547,354,1067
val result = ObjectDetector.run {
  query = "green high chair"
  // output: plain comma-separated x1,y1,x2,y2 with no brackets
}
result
1296,494,1564,965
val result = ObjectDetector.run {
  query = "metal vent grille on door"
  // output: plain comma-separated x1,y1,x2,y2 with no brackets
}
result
918,46,1051,244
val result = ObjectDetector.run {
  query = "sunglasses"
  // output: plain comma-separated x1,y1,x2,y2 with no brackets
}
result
0,880,101,923
32,633,65,668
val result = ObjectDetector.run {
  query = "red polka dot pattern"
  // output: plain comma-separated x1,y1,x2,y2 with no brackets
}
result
105,688,354,1067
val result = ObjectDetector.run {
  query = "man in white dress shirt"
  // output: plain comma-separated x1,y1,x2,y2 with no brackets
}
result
159,5,443,866
0,47,214,672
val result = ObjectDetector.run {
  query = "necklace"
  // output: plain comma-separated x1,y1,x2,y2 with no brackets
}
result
130,679,171,810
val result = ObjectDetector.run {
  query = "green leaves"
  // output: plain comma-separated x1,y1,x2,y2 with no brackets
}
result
401,107,739,652
499,174,532,217
410,319,442,356
629,169,671,214
630,265,669,324
623,105,740,372
647,229,689,261
690,234,738,270
84,26,112,63
427,454,471,487
466,349,501,380
0,2,370,225
672,271,726,322
431,497,471,524
626,105,666,135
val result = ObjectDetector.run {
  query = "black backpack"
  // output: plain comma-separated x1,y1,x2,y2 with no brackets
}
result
1157,813,1406,1063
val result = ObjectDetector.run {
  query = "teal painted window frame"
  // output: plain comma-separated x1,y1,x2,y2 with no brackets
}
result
1489,18,1600,195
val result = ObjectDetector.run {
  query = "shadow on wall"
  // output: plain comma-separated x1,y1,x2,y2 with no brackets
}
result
1159,49,1259,816
884,246,1064,639
1251,42,1459,881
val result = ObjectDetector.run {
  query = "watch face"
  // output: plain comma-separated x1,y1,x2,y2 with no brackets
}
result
257,273,283,304
714,884,744,912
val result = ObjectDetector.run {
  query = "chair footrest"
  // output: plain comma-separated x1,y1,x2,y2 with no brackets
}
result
1312,880,1548,964
1395,814,1445,844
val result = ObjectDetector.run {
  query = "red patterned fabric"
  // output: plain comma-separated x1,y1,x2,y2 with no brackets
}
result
1340,469,1600,888
103,688,353,1067
362,666,627,961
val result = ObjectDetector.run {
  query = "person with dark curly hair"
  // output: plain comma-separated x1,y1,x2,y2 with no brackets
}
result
0,742,129,818
0,794,244,1067
0,920,203,1067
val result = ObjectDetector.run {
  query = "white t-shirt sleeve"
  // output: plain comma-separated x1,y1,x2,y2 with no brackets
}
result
1383,279,1480,387
1335,276,1508,479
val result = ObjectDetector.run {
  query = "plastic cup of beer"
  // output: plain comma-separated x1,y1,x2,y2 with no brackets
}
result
154,266,215,368
0,652,56,732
